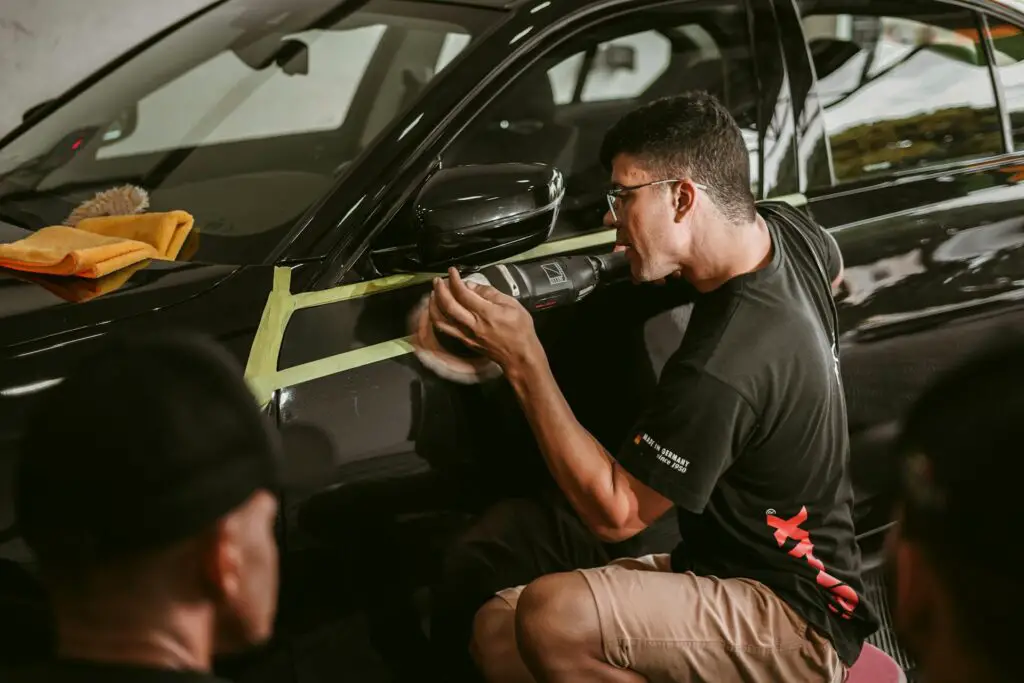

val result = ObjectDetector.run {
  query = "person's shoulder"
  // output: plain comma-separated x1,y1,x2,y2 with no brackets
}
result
757,200,822,248
757,199,842,288
756,198,815,226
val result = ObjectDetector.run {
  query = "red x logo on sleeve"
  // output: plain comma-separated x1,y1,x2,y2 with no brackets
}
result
766,506,860,618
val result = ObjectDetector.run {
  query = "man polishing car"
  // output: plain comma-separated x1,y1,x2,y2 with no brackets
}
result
428,92,878,683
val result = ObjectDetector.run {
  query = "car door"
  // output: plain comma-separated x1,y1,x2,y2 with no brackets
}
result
267,0,792,679
778,0,1024,538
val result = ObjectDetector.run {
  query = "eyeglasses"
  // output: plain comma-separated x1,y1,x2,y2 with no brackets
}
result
605,179,708,223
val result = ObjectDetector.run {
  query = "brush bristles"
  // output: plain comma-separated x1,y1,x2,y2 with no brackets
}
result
65,184,150,227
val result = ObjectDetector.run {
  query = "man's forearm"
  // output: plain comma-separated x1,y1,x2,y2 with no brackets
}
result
504,344,628,535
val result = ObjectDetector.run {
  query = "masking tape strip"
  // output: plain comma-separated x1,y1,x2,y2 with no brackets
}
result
244,266,296,404
494,228,617,265
244,195,806,405
270,337,416,397
243,229,617,405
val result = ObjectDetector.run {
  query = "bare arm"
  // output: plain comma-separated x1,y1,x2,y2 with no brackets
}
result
427,269,672,542
505,346,674,542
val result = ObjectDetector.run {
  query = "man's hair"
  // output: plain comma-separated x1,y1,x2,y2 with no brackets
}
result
15,328,282,586
894,334,1024,678
599,91,755,225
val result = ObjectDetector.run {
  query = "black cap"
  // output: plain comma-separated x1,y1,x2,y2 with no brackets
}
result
14,329,282,564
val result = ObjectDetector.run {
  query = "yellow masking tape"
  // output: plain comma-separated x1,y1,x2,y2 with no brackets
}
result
244,195,806,405
243,228,616,405
495,228,616,264
273,337,416,394
244,266,296,403
292,272,438,309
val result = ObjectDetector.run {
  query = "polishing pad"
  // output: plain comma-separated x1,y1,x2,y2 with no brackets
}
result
408,284,503,384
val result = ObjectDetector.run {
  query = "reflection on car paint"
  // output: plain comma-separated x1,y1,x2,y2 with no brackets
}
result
931,217,1024,264
841,249,925,306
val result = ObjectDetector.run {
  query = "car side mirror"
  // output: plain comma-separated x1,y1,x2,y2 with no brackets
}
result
414,163,565,270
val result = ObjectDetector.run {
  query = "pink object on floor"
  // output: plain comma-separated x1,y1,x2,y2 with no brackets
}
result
846,643,907,683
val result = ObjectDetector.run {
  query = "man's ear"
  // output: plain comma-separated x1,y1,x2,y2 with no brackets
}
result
202,520,241,603
673,181,696,219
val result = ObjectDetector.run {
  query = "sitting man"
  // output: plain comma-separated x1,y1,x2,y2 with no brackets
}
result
887,338,1024,683
10,331,282,683
427,91,880,682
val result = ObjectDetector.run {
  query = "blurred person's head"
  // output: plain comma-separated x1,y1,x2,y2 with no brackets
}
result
600,91,761,288
15,330,282,671
887,338,1024,683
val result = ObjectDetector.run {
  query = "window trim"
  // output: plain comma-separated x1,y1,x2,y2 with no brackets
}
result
978,11,1016,155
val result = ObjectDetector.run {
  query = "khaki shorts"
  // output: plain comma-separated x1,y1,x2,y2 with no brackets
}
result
496,553,845,683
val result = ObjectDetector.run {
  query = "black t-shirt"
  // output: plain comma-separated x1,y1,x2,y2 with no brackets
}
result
615,200,880,667
6,659,231,683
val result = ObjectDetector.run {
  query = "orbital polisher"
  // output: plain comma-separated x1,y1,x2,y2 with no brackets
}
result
409,249,631,383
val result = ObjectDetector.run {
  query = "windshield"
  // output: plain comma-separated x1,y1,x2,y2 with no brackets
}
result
0,0,495,265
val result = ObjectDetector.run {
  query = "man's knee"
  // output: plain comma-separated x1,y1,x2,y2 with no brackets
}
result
515,572,600,668
470,596,518,677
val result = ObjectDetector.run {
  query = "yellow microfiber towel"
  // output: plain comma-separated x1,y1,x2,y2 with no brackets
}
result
0,226,157,279
76,210,195,260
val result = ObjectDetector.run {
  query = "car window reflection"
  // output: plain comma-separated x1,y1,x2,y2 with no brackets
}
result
802,7,1002,186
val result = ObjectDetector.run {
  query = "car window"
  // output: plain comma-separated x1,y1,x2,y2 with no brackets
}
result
549,30,674,105
983,20,1024,152
0,0,496,267
800,2,1002,188
436,2,761,242
96,26,390,158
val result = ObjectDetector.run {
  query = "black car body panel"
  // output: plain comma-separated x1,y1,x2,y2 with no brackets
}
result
4,0,1024,679
0,221,242,349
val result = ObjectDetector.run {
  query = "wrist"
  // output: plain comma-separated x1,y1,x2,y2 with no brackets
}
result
505,337,548,390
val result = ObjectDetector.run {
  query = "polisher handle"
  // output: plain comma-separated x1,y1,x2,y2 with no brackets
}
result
474,250,629,313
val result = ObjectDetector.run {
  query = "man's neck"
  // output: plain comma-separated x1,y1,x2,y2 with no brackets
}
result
687,213,772,293
731,213,773,275
55,605,214,672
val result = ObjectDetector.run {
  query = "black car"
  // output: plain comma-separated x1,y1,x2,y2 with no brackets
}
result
4,0,1024,679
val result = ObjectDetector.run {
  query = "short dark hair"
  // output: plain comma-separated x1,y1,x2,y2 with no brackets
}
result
894,335,1024,677
15,328,282,582
599,91,755,225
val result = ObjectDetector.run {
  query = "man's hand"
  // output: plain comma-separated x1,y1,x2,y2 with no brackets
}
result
428,267,541,371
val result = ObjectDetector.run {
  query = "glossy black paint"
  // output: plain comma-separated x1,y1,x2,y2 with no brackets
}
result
413,162,565,269
4,0,1024,680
